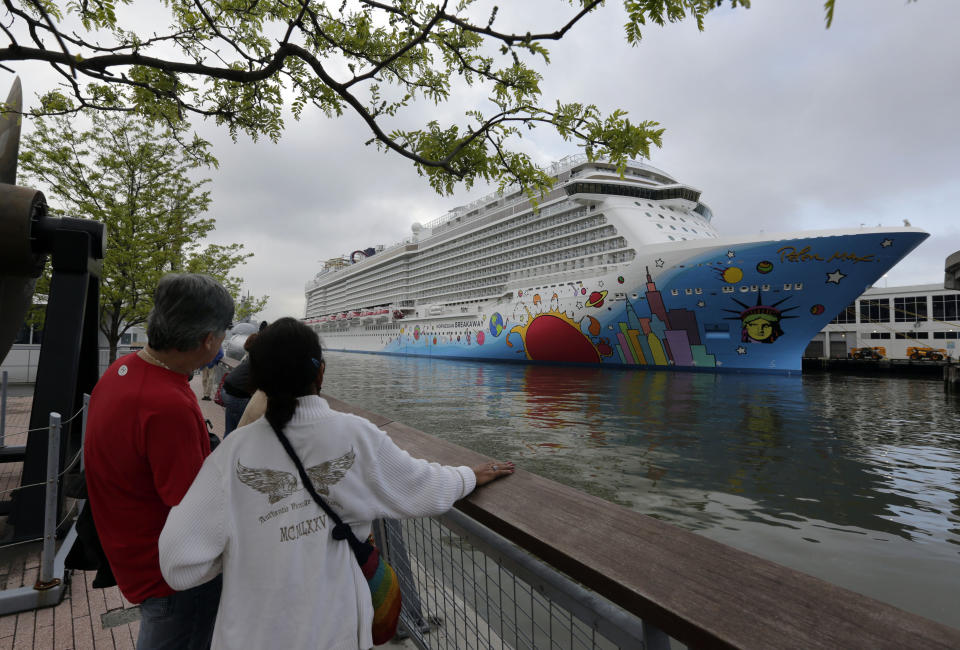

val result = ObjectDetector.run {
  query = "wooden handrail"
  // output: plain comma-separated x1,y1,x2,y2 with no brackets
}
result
320,392,960,650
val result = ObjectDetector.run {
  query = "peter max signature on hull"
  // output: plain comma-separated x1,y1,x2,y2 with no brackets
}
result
776,246,875,264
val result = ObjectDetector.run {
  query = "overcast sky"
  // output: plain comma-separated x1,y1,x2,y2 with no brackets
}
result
7,1,960,322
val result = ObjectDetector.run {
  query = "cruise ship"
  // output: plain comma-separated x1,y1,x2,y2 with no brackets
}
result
304,155,928,372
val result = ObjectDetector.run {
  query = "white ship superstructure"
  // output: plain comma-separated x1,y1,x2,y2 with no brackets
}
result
307,155,714,320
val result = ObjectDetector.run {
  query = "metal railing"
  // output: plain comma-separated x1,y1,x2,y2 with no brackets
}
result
327,393,960,650
378,510,669,650
0,382,85,615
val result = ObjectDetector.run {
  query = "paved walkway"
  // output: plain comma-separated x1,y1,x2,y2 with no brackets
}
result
0,377,415,649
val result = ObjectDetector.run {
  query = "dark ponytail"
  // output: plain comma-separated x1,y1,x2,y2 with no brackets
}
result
248,317,324,438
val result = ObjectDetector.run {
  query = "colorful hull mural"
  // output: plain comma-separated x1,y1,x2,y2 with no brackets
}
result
320,229,928,373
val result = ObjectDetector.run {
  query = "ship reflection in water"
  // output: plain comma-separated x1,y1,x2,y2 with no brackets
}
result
321,350,960,630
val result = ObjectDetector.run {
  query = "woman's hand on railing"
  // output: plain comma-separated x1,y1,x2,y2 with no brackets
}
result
473,460,515,486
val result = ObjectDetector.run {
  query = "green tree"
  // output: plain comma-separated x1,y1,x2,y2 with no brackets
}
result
0,0,779,196
19,110,266,361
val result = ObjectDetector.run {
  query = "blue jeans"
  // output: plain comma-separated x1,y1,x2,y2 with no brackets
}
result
137,576,222,650
221,391,249,437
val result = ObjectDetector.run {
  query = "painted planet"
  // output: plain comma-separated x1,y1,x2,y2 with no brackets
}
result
524,314,600,364
810,304,825,315
580,315,601,336
413,326,421,341
432,337,437,345
617,276,625,284
722,267,744,284
585,290,608,308
489,312,505,337
476,331,485,345
596,338,613,357
518,290,523,297
533,294,542,305
581,288,587,295
756,260,774,274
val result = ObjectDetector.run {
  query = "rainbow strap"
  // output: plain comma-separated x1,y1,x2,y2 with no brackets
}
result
359,538,402,645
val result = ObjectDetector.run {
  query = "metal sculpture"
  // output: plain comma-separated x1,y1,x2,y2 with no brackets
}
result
0,78,106,541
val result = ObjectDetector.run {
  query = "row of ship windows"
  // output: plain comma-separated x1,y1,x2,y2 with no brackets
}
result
312,210,615,302
719,283,804,294
314,207,604,296
409,216,609,279
408,229,619,289
413,238,628,297
422,251,635,304
423,205,591,257
506,250,635,280
412,209,597,271
314,243,635,311
330,220,614,295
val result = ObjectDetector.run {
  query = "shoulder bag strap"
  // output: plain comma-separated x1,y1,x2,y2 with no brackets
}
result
271,426,369,560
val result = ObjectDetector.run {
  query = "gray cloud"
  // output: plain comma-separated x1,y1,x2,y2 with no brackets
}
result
7,0,958,322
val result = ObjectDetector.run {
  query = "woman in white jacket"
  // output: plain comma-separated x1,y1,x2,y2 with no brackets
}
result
159,317,513,649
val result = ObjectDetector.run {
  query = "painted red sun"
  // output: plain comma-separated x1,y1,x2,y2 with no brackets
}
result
514,313,600,363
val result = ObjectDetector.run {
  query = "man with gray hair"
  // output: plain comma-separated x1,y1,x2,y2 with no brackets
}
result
85,273,234,649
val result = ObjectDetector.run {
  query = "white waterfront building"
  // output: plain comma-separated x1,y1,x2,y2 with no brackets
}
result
809,284,960,360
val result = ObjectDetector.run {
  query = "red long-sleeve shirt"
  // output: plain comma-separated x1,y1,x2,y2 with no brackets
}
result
85,352,211,604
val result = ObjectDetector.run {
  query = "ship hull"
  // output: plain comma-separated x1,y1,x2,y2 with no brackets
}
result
318,229,928,373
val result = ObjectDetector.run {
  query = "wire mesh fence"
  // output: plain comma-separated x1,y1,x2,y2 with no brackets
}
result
378,511,669,650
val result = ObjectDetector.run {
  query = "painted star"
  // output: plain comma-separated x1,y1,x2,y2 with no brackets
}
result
655,258,665,268
576,302,583,310
598,280,604,288
726,250,736,259
696,300,706,308
880,238,894,248
736,346,747,355
826,269,847,284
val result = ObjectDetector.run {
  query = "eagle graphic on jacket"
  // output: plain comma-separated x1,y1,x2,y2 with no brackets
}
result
236,448,355,504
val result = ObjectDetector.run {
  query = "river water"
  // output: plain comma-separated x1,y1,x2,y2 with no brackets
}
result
320,351,960,630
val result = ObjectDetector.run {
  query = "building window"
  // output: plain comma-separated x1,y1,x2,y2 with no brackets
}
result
893,296,927,322
932,294,959,321
933,331,960,339
830,302,857,324
860,299,890,324
869,332,891,339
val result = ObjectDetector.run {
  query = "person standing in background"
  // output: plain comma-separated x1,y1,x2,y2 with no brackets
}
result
200,346,223,400
85,273,234,650
220,333,258,436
